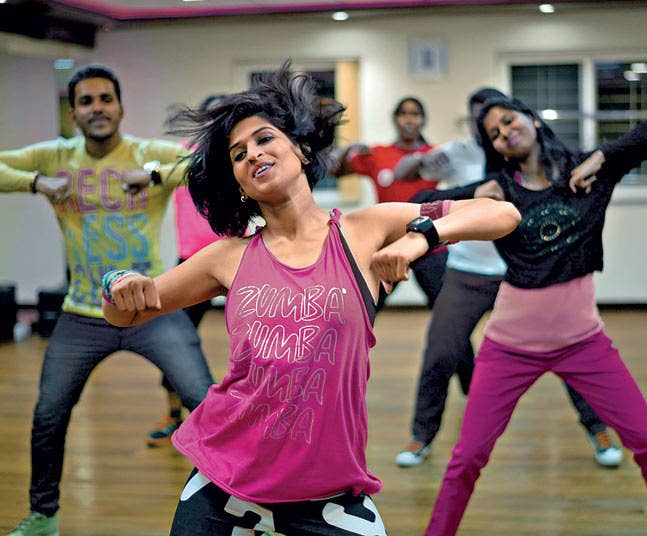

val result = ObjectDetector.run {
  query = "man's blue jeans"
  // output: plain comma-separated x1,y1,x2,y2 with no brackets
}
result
29,311,214,516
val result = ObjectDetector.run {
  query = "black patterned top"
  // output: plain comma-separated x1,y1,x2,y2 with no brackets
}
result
412,122,647,288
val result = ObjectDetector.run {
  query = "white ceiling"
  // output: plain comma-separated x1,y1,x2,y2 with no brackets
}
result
47,0,637,21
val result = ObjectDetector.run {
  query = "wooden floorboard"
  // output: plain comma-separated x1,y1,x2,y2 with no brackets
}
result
0,307,645,535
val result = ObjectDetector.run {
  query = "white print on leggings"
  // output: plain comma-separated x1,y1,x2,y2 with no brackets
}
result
225,284,349,445
179,472,278,534
180,471,210,501
322,496,387,536
224,495,276,531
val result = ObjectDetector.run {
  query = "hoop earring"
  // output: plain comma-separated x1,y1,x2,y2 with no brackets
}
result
240,192,248,203
299,144,311,166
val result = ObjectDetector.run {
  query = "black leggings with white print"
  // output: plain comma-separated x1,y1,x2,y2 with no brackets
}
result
170,469,388,536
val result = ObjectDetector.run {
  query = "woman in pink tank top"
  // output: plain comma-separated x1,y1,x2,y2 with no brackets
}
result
101,63,520,535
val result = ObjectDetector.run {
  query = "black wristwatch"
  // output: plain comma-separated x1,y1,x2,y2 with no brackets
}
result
406,216,440,250
143,160,162,186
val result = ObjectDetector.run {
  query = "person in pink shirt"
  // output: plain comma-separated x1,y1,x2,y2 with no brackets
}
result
101,63,520,535
147,95,225,448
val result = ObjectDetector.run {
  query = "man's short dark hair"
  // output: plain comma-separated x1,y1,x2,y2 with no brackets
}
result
68,65,121,108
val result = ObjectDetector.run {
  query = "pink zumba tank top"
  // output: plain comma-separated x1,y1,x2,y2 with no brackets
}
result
172,209,381,503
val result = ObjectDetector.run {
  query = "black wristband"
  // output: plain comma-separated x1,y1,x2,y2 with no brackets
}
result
31,172,40,194
406,216,440,250
143,160,162,186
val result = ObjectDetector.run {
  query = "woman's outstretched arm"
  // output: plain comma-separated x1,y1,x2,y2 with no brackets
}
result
344,199,520,294
102,239,238,327
570,121,647,192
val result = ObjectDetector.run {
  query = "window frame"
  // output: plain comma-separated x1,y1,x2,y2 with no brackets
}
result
501,50,647,178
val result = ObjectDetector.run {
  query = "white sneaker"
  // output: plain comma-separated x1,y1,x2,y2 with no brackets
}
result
588,430,623,467
395,440,431,467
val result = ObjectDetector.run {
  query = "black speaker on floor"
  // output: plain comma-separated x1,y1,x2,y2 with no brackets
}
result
35,289,66,338
0,284,18,342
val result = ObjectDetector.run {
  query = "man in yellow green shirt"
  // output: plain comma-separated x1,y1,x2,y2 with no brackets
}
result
2,65,214,536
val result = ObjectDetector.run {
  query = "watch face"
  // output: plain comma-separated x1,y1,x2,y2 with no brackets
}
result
143,160,161,174
407,216,433,233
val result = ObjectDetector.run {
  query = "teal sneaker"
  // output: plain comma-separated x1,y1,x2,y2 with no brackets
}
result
8,511,58,536
146,414,182,447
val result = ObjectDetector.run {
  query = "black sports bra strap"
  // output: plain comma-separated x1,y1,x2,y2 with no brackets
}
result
337,228,377,326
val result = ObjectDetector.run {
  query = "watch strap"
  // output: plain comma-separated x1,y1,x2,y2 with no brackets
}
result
406,216,440,250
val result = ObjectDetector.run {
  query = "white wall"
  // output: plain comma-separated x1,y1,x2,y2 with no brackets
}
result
0,49,67,302
2,5,647,303
94,6,647,143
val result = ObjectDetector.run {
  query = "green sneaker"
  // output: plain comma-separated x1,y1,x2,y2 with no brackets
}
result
8,511,58,536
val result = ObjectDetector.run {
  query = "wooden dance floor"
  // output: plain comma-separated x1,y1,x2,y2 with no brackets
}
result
0,307,645,535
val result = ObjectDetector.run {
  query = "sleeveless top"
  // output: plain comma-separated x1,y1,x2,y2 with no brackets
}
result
484,274,603,352
172,209,381,503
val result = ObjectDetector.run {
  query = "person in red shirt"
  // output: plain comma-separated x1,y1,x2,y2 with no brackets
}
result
331,97,448,309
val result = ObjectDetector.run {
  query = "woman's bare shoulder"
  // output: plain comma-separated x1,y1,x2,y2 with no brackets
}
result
199,235,252,260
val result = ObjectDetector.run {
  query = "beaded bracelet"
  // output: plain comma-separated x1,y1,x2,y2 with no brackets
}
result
101,269,137,305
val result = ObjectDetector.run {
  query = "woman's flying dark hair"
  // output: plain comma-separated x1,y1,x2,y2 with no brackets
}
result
392,96,427,143
476,96,575,188
167,62,345,237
